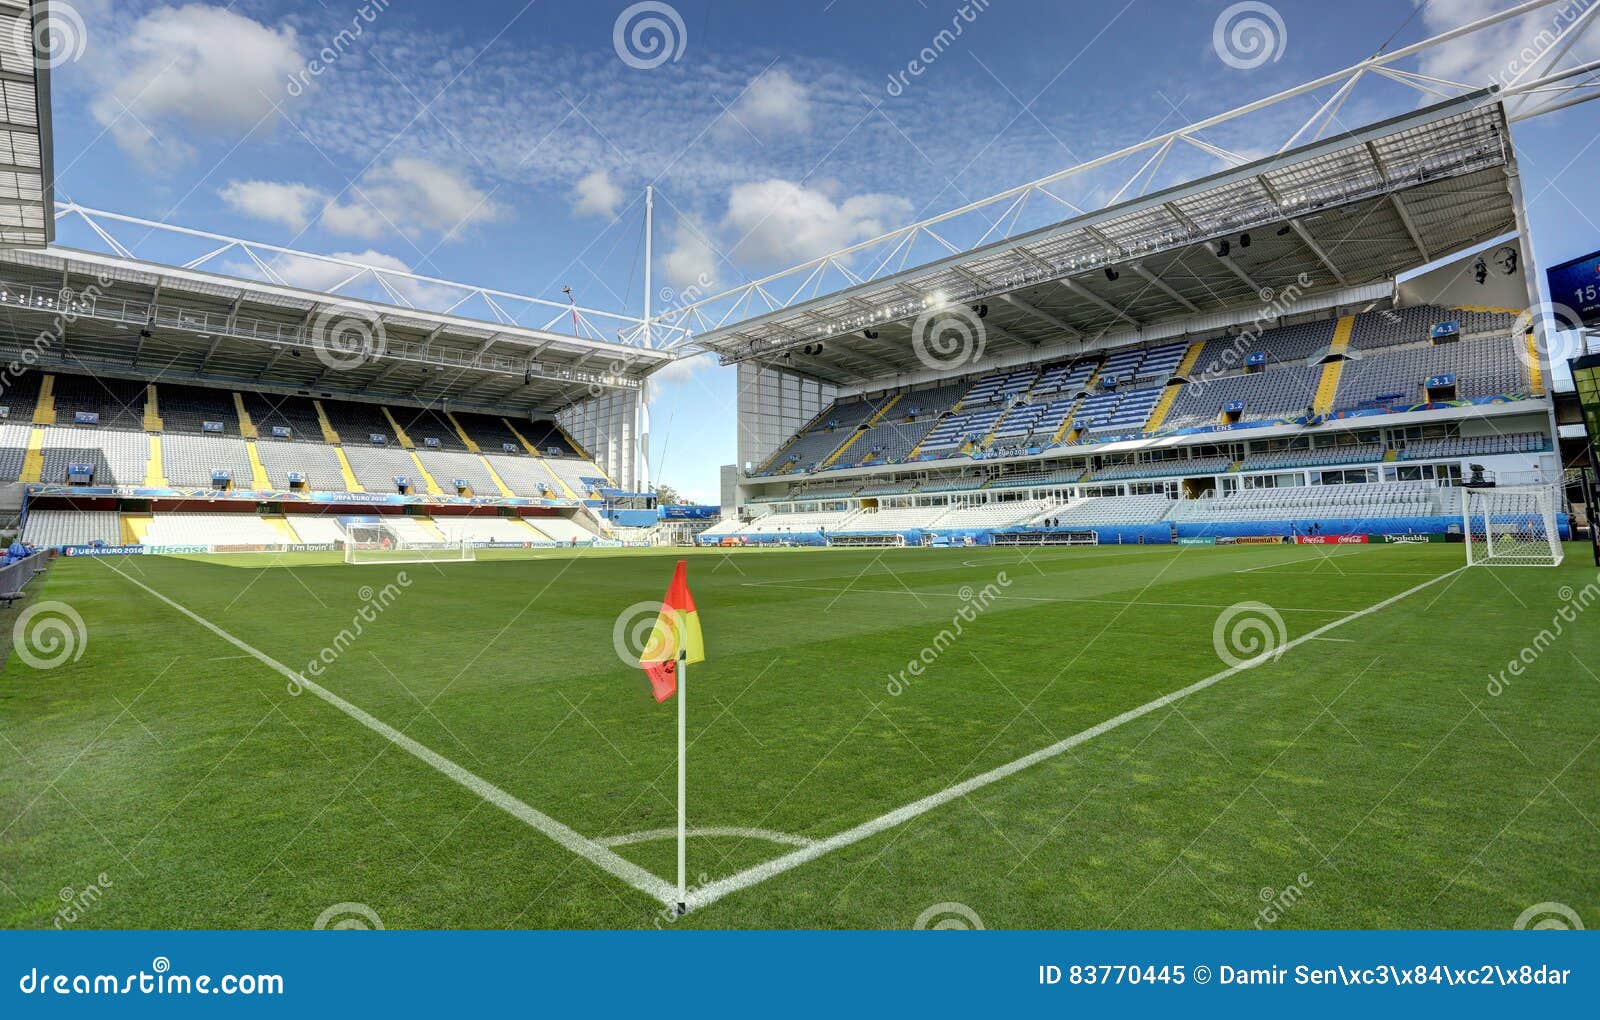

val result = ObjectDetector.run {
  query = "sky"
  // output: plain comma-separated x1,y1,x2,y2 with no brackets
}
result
40,0,1600,504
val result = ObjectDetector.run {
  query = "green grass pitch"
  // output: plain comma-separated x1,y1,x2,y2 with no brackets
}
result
2,542,1597,929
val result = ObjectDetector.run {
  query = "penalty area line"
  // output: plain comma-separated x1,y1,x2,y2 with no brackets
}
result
686,565,1467,912
95,558,680,908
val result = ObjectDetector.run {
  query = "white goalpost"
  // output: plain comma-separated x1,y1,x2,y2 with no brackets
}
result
1462,485,1564,568
342,523,475,565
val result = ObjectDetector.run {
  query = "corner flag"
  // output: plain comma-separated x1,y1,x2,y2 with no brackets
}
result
638,560,704,702
635,559,706,913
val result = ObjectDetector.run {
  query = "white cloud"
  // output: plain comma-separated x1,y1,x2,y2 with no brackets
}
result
90,4,305,166
571,168,626,219
1417,0,1600,89
722,179,910,267
721,68,812,137
661,217,721,291
218,180,325,232
330,157,503,240
221,158,501,242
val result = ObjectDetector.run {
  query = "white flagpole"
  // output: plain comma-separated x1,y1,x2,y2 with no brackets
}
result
676,643,687,914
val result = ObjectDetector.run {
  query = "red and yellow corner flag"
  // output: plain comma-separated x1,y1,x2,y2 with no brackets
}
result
638,560,705,702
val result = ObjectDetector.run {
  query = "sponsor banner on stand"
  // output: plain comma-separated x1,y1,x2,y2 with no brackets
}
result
145,545,210,555
1295,534,1370,545
1379,533,1440,544
61,545,147,557
1176,536,1216,546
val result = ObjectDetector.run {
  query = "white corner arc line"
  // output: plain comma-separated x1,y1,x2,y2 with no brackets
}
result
598,827,815,849
95,559,679,907
686,566,1467,912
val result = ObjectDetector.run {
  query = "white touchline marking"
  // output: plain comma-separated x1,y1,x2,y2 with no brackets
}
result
598,827,814,849
685,566,1467,912
742,582,1345,614
95,559,679,908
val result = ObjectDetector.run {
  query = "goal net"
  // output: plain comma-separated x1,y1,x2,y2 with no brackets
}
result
1463,486,1563,568
342,523,475,565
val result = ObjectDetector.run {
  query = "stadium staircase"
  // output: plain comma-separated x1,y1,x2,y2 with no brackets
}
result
19,427,44,482
263,516,300,543
1144,341,1206,432
31,375,55,424
1523,332,1544,394
144,436,168,487
1311,316,1355,414
405,451,445,495
333,448,365,493
233,394,259,438
820,394,899,469
312,400,343,444
500,418,576,497
476,456,516,497
142,385,163,431
753,403,834,473
245,442,272,489
447,412,482,452
121,513,151,544
381,407,416,449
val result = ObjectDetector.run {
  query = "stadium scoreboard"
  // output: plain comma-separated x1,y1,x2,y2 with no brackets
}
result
1546,249,1600,326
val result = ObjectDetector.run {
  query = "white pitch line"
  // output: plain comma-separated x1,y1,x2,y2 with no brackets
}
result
96,559,679,908
686,566,1466,912
742,582,1346,614
598,826,814,849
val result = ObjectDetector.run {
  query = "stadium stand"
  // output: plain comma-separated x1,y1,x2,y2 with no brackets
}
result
1093,455,1233,481
161,435,254,487
20,510,121,547
40,425,147,485
1041,494,1176,526
1171,482,1442,522
1240,444,1386,471
1332,335,1527,408
239,391,326,441
1161,364,1323,429
255,439,347,490
283,515,348,544
1395,431,1548,460
143,513,292,546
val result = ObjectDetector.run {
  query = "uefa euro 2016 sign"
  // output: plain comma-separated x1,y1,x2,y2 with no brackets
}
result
1546,248,1600,327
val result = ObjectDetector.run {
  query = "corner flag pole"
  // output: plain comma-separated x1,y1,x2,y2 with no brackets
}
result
676,644,687,914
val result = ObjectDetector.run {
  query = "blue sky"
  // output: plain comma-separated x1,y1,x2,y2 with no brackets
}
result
43,0,1600,503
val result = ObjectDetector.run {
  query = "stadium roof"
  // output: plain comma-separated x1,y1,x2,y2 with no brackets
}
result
0,246,673,416
693,94,1520,386
0,0,53,247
